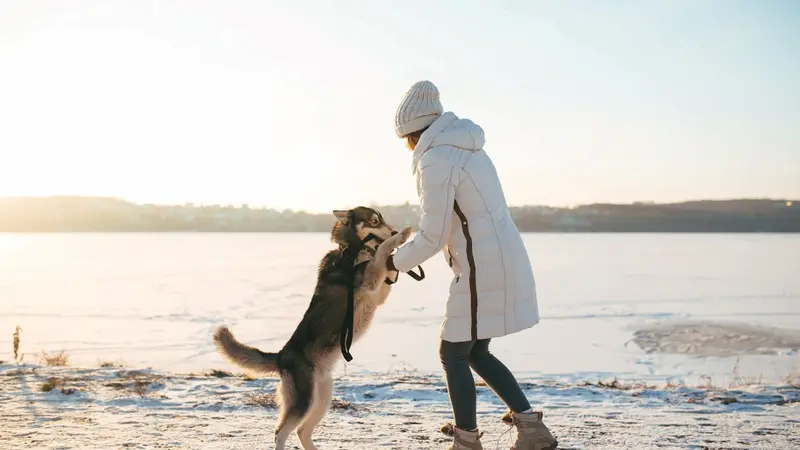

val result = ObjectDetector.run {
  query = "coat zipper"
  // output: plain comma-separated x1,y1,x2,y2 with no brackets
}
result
453,200,478,340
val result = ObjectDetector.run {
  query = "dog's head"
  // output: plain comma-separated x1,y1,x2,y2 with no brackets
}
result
331,206,397,250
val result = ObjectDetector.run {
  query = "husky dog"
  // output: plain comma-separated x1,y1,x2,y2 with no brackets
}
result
213,207,411,450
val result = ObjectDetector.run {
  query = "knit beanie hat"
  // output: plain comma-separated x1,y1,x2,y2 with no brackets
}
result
394,80,443,138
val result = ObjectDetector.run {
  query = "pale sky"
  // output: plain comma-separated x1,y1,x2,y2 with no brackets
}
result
1,1,798,213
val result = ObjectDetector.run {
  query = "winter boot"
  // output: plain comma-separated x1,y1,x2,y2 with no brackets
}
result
501,410,558,450
440,422,484,450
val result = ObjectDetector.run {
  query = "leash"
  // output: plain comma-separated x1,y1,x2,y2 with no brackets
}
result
339,232,425,362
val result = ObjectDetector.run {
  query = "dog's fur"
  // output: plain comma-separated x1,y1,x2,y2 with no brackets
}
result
212,207,411,450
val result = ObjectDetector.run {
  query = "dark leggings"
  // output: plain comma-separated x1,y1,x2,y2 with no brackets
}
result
440,338,531,431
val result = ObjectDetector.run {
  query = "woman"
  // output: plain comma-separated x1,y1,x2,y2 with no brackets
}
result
387,81,558,450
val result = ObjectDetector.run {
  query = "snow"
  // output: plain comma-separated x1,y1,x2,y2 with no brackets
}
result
0,233,798,448
1,364,797,449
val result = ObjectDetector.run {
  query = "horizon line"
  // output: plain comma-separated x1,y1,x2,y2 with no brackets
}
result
0,194,795,214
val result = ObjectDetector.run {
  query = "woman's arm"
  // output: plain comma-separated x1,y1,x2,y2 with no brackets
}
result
390,149,456,272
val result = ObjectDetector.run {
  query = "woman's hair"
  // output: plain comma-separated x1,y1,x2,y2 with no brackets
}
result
404,127,429,150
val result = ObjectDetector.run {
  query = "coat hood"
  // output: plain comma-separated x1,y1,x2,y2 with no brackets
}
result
411,112,486,174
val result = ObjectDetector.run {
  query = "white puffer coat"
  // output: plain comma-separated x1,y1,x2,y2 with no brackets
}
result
392,112,540,343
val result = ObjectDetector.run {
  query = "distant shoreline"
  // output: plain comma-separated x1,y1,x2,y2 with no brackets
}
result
1,196,798,233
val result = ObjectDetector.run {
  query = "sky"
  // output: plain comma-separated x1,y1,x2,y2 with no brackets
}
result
0,0,798,213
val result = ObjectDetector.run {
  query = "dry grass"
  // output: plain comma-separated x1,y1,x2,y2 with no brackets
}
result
40,377,59,392
40,377,77,395
713,396,739,405
243,392,277,408
103,370,166,399
99,360,124,368
132,381,149,398
580,359,794,393
728,357,765,388
577,374,767,392
207,369,233,378
330,399,357,411
242,392,358,411
664,379,688,389
12,325,22,362
578,378,661,391
39,350,69,367
731,375,764,388
115,369,164,380
1,367,37,377
784,371,800,388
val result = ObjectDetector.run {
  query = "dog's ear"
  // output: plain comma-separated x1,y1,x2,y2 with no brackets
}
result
332,210,350,224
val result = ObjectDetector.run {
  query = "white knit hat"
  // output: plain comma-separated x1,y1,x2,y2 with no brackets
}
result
394,80,443,138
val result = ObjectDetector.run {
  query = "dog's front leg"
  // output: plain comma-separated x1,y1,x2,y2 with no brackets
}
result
361,226,411,292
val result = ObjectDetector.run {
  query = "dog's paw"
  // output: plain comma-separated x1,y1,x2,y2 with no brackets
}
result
381,227,413,251
398,226,412,244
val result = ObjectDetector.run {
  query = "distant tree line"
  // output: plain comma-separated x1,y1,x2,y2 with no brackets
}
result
0,197,797,232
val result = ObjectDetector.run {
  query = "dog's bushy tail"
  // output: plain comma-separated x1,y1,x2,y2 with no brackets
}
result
212,325,280,374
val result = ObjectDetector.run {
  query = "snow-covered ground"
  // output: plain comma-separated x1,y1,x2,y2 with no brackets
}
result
1,364,797,449
1,233,798,448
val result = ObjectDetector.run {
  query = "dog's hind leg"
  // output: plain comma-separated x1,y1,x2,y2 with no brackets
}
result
274,413,302,450
296,373,333,450
274,379,299,450
274,373,312,450
361,226,411,291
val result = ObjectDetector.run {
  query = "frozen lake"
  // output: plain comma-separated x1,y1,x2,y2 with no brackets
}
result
1,232,798,385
